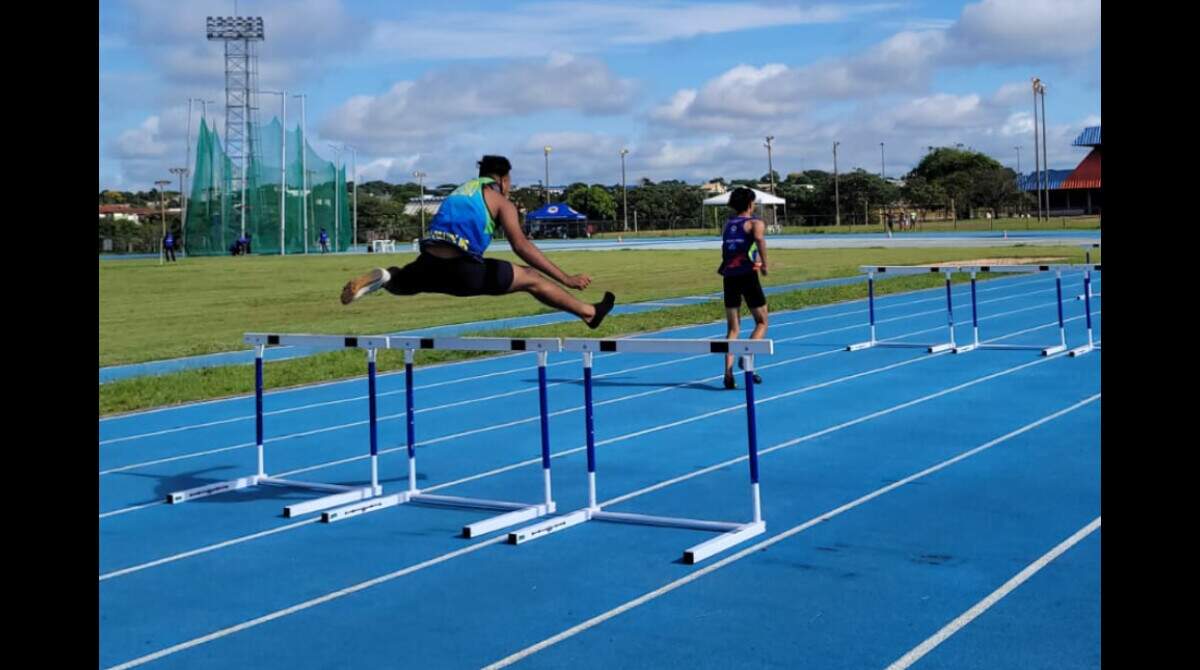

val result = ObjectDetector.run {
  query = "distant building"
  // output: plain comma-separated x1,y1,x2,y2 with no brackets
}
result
1018,125,1101,215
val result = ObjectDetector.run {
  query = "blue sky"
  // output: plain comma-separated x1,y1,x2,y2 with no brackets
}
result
99,0,1100,191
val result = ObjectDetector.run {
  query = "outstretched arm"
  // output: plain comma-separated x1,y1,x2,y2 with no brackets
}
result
489,191,592,290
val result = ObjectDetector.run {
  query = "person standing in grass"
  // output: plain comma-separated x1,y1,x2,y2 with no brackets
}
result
339,155,616,329
718,187,769,390
162,231,177,262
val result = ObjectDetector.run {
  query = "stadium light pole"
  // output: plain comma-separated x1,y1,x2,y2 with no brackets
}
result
260,90,288,254
293,93,308,253
170,167,189,255
345,144,358,250
543,146,552,204
833,141,841,226
1038,80,1049,220
155,180,171,265
880,142,885,179
413,170,427,238
328,142,343,251
1032,77,1043,221
620,148,629,232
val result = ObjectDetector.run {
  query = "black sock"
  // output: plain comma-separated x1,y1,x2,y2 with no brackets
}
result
587,291,616,329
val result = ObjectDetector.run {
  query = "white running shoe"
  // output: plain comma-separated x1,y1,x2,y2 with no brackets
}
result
341,268,391,305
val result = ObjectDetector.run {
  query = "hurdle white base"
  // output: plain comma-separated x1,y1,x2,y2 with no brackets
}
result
508,507,762,563
1041,345,1067,356
848,341,950,352
955,343,1061,355
167,475,358,505
167,475,263,503
283,484,383,518
1076,293,1100,301
322,491,410,522
591,510,743,532
683,521,767,565
508,508,594,544
320,490,553,537
1069,344,1095,357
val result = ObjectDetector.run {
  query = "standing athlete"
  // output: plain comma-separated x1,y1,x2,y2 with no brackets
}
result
718,187,769,389
340,155,615,328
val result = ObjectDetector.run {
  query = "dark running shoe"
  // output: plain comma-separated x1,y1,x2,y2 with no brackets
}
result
587,291,616,329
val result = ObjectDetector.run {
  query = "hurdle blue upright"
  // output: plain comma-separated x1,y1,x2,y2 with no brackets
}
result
1069,263,1100,357
948,264,1100,357
508,337,774,565
847,266,959,353
1077,243,1101,300
319,336,562,539
166,334,388,518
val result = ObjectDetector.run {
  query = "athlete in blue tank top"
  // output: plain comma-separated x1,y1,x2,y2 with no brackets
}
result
718,187,770,389
339,155,616,329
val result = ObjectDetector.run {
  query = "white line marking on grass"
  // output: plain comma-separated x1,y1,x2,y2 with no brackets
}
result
482,395,1101,669
885,516,1101,670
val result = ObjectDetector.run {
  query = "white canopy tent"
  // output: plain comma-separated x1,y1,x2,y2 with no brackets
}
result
702,187,786,230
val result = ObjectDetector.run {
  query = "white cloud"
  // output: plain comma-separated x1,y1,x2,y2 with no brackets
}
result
889,94,989,130
319,55,635,151
948,0,1100,64
114,116,168,159
367,1,897,60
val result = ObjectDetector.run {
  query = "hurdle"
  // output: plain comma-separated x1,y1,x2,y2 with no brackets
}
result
1069,264,1099,357
320,336,562,539
949,264,1099,356
1077,244,1101,300
507,338,773,565
166,334,388,518
847,266,958,353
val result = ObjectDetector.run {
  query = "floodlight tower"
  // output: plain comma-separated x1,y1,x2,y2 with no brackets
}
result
207,15,264,237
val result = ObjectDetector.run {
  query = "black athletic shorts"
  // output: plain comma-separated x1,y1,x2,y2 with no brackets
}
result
722,271,766,309
386,252,515,297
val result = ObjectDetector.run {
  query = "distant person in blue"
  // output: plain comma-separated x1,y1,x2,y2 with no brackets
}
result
237,233,248,256
340,155,615,329
319,228,330,253
245,232,252,254
718,187,769,389
162,231,177,262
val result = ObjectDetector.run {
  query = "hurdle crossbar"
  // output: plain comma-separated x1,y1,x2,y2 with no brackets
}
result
166,334,389,517
321,337,561,538
950,265,1100,356
508,338,773,564
847,267,959,353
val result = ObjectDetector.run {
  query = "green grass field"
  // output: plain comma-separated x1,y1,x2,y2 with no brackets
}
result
99,245,1093,367
590,216,1099,238
99,244,1097,415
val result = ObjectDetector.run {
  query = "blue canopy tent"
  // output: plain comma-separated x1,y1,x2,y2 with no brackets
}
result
523,202,589,239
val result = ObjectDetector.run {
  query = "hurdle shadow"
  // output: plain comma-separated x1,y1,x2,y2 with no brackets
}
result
111,466,427,511
538,377,730,392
